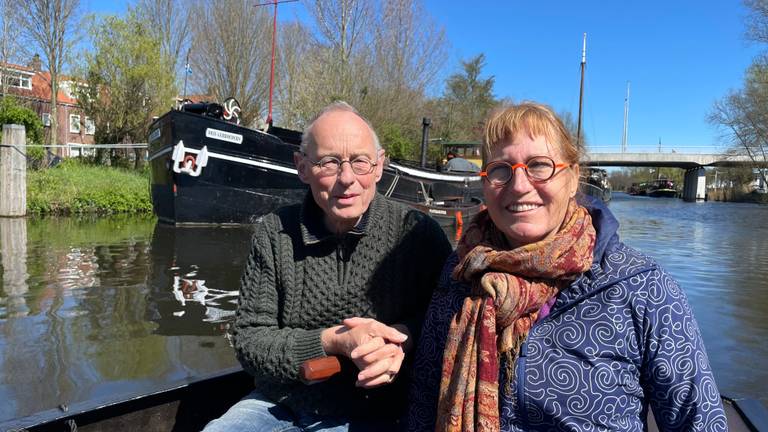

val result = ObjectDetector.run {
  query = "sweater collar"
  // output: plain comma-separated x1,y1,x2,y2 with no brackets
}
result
299,192,381,245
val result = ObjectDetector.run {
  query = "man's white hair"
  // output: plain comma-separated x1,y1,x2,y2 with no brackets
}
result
300,101,382,153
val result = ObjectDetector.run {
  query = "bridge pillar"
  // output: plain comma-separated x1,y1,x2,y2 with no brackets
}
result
683,167,706,201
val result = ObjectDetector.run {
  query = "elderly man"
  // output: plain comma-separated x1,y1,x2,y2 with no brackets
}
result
204,102,452,431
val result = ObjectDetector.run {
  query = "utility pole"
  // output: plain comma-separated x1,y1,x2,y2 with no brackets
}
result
621,81,630,153
576,33,586,151
183,49,190,101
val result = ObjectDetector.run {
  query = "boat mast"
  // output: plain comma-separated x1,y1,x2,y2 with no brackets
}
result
621,81,630,153
576,33,586,151
256,0,298,126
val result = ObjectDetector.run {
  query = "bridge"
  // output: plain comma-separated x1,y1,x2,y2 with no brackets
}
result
580,152,767,201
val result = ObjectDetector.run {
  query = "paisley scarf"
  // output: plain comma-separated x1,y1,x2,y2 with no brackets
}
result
435,199,596,432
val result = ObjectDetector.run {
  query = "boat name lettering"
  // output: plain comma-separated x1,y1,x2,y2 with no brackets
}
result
205,128,243,144
149,128,161,143
428,209,447,215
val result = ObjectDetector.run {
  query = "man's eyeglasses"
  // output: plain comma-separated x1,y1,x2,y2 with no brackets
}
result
480,156,570,187
304,154,378,176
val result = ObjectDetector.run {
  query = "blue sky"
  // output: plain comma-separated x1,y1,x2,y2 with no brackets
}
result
83,1,761,154
417,0,762,154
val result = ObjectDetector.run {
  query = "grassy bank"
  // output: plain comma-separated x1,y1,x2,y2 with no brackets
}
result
27,160,152,215
707,188,768,204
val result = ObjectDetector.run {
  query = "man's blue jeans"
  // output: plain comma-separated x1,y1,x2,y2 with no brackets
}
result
202,390,400,432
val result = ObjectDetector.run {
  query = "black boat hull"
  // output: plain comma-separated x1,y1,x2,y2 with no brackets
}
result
148,110,484,225
148,110,307,225
5,367,765,432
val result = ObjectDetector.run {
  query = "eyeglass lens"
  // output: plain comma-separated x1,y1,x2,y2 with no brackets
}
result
485,156,557,185
315,156,375,175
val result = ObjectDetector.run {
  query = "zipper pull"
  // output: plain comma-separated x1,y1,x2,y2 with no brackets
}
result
519,341,528,357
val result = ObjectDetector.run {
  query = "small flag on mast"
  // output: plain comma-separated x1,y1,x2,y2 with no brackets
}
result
185,62,192,75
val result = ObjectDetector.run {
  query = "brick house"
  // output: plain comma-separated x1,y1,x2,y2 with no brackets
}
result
1,55,95,157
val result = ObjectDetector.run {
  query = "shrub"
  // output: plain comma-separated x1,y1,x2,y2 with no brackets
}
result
0,96,46,168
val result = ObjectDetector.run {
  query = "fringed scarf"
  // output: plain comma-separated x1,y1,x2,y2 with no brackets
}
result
435,199,596,432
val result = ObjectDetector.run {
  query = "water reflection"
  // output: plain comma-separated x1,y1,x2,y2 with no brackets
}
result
0,218,29,318
0,217,248,425
146,223,252,335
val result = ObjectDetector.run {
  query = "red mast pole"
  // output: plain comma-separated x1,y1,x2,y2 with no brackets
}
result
267,0,277,126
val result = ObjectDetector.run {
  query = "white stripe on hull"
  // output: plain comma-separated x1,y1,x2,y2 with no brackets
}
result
387,162,480,182
149,145,298,175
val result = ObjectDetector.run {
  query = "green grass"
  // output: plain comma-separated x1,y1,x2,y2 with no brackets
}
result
27,160,152,215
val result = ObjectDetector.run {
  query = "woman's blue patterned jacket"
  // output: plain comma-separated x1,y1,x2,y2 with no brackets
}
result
408,196,727,431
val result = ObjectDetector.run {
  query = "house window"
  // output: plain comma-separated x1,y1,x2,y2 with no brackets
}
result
2,72,32,89
42,113,51,127
69,114,81,133
84,117,95,135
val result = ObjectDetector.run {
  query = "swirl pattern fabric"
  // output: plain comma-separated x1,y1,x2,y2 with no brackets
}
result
436,201,596,432
408,205,727,431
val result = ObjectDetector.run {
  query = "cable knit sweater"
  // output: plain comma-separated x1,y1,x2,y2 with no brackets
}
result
233,192,452,420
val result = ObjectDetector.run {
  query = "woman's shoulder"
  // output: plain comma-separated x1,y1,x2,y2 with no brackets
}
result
594,241,663,279
588,241,682,297
435,252,471,295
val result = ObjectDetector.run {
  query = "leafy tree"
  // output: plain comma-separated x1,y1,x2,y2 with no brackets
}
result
432,54,496,143
77,10,176,168
378,122,416,160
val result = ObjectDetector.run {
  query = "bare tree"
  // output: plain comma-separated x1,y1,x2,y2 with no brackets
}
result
304,0,375,101
360,0,447,137
188,0,272,126
19,0,80,147
135,0,190,88
1,0,26,96
278,0,446,151
709,65,768,188
274,20,317,129
746,0,768,44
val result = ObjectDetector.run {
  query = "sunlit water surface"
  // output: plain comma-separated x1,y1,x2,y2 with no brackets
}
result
0,194,766,424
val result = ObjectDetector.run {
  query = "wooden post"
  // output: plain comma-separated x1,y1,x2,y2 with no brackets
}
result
0,218,29,317
0,124,27,217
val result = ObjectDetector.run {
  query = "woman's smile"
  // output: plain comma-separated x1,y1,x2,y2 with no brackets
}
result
505,203,542,213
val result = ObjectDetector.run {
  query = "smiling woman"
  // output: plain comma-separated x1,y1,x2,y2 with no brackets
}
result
408,102,728,432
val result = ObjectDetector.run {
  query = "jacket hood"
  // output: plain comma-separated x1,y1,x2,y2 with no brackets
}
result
554,193,658,308
577,193,620,264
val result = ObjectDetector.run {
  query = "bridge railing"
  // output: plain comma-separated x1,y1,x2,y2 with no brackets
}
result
586,145,728,154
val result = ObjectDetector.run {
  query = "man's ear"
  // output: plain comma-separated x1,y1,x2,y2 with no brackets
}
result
294,152,310,184
374,149,386,182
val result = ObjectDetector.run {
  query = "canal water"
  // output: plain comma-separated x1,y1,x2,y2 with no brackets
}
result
0,194,766,424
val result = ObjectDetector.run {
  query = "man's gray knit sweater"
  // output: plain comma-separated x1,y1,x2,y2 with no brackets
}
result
233,192,452,420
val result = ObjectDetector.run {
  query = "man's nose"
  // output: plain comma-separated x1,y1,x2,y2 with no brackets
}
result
337,161,356,184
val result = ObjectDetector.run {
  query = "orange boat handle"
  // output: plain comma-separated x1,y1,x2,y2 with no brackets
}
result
300,356,341,385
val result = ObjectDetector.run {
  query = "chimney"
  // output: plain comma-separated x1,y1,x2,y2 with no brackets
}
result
29,54,42,72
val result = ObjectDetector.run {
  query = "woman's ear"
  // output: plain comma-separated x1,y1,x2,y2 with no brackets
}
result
570,164,580,197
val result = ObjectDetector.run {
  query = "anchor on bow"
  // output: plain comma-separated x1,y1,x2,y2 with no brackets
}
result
171,141,209,177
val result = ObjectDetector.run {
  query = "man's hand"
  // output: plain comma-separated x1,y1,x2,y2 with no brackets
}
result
320,317,409,388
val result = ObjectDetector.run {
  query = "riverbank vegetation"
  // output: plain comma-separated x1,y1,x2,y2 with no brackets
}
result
27,160,151,215
709,0,768,195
